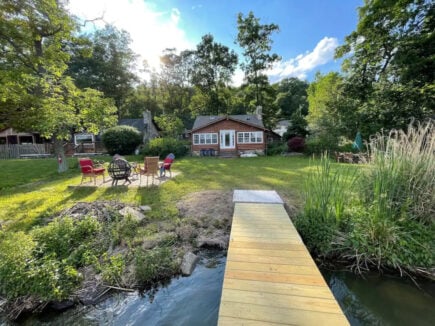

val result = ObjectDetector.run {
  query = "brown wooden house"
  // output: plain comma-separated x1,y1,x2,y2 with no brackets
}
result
189,115,279,157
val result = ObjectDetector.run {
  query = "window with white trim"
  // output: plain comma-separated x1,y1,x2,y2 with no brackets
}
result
237,131,263,144
193,133,218,145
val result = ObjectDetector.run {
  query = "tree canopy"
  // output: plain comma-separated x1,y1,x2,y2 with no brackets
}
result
335,0,435,134
236,11,280,108
0,0,117,171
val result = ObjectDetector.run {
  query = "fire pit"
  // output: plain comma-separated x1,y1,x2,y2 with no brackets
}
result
108,159,132,186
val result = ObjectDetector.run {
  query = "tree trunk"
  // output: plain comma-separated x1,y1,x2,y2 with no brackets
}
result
54,139,68,173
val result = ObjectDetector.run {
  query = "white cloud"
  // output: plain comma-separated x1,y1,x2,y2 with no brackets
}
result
231,68,245,87
67,0,194,78
267,37,339,80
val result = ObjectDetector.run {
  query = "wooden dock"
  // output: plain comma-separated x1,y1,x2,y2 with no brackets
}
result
218,191,349,325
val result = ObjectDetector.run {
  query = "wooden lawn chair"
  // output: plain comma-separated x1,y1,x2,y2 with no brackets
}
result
139,156,160,186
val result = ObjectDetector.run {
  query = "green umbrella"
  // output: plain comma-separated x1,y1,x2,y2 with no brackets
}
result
352,131,363,152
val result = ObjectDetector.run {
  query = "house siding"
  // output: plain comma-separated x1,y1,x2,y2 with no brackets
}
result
191,119,265,156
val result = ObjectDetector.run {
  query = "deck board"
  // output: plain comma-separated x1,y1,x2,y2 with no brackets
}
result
218,201,349,325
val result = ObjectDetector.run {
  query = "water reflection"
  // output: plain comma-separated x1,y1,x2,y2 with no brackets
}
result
322,270,435,326
17,251,226,326
4,254,434,326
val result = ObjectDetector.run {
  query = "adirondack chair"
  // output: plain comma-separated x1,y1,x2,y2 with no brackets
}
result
139,156,160,186
78,158,105,185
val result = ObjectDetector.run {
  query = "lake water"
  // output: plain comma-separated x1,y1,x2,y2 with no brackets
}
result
6,251,435,325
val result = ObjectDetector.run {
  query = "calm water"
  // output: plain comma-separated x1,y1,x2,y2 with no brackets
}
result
322,269,435,326
16,251,226,326
4,253,434,325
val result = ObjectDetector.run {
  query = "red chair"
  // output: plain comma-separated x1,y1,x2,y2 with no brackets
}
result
160,157,174,177
79,158,105,185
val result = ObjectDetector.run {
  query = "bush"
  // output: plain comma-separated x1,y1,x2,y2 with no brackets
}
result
102,125,142,155
304,135,339,155
266,141,287,156
140,137,188,158
134,247,178,287
287,136,305,152
0,232,81,300
32,216,101,260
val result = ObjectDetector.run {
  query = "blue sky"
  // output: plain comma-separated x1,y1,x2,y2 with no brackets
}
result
67,0,363,84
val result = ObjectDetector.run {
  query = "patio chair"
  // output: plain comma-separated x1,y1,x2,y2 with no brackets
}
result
159,154,174,177
139,156,160,186
78,158,105,185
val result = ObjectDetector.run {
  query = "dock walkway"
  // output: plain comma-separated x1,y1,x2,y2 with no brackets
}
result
218,190,349,325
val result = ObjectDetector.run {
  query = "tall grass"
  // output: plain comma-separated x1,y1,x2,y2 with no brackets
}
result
296,153,358,254
296,122,434,277
342,121,435,275
363,120,434,224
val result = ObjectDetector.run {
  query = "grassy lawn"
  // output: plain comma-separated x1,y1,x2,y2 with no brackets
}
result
0,155,333,232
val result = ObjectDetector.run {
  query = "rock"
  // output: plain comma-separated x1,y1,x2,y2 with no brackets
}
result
180,252,199,276
197,234,229,249
119,206,146,222
49,300,75,311
140,205,152,212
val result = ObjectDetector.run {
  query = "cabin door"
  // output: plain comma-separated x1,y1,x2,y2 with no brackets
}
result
219,130,235,149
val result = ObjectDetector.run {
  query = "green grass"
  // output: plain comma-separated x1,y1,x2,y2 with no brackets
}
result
0,155,324,231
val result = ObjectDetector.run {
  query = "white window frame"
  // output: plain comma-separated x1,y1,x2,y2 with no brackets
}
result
74,133,94,145
193,133,218,145
237,131,263,144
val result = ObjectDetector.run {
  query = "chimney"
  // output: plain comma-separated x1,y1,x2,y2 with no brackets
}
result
255,106,263,120
143,110,150,141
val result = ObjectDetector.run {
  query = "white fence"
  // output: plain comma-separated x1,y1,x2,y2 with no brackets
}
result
0,144,53,159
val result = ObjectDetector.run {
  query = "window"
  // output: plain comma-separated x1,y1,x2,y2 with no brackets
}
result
74,133,94,145
237,131,263,144
193,133,218,145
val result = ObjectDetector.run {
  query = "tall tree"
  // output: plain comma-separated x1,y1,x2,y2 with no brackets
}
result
189,34,238,114
336,0,435,133
157,48,193,125
274,77,309,119
306,72,358,140
67,25,138,117
0,0,117,172
236,11,280,107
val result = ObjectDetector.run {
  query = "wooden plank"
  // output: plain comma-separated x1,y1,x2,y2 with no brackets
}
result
228,247,311,258
225,261,319,275
219,316,284,326
224,270,327,286
228,241,306,251
230,228,299,236
230,236,301,244
218,202,349,325
221,289,342,314
219,301,349,326
227,253,315,266
223,278,334,299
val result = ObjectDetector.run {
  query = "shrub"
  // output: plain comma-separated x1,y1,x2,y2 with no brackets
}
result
100,253,125,285
134,247,178,286
287,136,305,152
32,216,101,260
0,232,81,300
102,125,142,155
266,141,287,156
304,135,339,155
140,137,188,158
